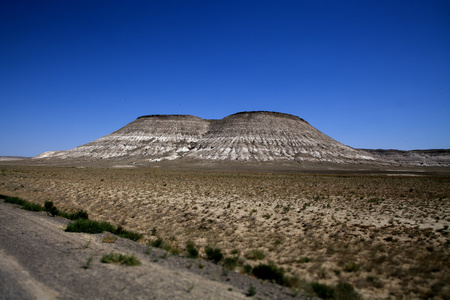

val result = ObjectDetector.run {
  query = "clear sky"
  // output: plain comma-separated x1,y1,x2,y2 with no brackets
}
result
1,0,449,157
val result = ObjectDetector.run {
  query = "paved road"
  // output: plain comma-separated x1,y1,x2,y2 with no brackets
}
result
0,201,306,299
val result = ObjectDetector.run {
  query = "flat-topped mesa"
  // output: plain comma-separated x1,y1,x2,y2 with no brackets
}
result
187,111,373,162
136,114,202,120
228,111,309,124
34,111,378,164
39,114,210,161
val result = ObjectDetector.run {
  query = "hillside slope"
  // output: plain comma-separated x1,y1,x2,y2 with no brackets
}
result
35,111,377,164
34,111,449,166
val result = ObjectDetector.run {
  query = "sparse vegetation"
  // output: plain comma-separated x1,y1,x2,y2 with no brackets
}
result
246,284,256,297
66,219,116,234
311,282,335,299
66,218,142,241
1,166,449,299
311,282,360,300
343,262,360,273
82,254,95,269
222,256,238,271
1,195,27,206
150,237,172,251
22,201,44,212
205,246,223,264
245,249,265,260
101,252,141,266
252,263,285,285
186,240,199,258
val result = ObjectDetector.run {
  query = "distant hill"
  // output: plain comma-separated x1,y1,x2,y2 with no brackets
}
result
34,111,449,166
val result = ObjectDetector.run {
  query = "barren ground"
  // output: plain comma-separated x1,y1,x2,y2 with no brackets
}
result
1,164,449,299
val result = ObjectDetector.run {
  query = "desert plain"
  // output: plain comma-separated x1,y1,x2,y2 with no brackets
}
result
0,163,449,299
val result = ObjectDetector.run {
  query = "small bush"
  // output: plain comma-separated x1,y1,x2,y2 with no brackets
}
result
344,262,360,272
44,201,54,211
115,225,143,241
335,282,360,300
66,219,115,234
101,252,141,266
245,249,265,260
205,246,223,264
170,247,180,256
65,219,142,241
186,241,199,259
150,237,164,248
283,275,302,288
150,237,172,251
44,201,59,216
222,257,238,271
252,263,285,285
4,196,27,206
243,264,253,274
311,282,335,299
60,210,89,220
298,257,311,263
246,284,256,297
22,202,43,212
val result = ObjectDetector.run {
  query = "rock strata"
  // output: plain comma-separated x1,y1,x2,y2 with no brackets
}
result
34,111,448,166
36,115,210,161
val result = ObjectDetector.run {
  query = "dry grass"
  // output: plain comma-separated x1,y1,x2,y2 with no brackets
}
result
1,165,449,299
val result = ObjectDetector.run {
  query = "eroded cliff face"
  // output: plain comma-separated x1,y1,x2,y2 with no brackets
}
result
187,112,374,163
34,111,447,166
35,115,210,161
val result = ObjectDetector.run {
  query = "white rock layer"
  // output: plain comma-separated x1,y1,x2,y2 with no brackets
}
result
35,111,379,163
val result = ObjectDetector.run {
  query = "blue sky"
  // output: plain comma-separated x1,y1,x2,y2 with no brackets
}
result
1,0,449,157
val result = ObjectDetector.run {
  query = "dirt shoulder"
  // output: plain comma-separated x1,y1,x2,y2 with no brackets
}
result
0,201,308,300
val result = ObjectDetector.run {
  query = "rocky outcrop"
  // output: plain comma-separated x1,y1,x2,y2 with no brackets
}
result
35,115,210,161
187,111,374,163
34,111,448,166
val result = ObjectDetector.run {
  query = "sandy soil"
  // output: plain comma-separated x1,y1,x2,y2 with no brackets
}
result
1,165,449,299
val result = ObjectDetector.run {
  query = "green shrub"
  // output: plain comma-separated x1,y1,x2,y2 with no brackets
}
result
60,210,89,220
150,237,172,251
205,246,223,264
186,241,199,259
66,219,115,234
44,201,59,216
222,256,238,271
170,247,180,256
101,252,141,266
283,275,302,288
44,201,54,211
150,237,164,248
22,202,43,212
246,284,256,297
344,262,360,272
252,263,285,285
4,196,27,206
243,264,253,274
245,249,265,260
65,219,142,241
115,225,143,241
311,282,335,299
298,257,311,263
335,282,360,300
